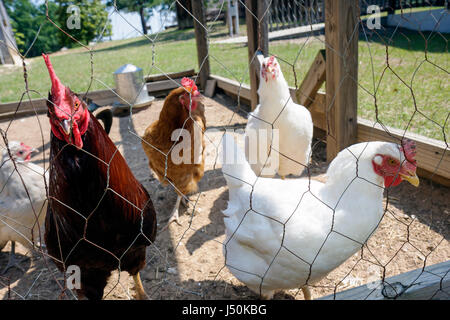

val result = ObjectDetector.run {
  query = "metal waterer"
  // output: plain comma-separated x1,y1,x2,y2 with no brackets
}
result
113,64,154,109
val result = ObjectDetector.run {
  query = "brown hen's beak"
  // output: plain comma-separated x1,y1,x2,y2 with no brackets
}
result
400,172,420,187
60,119,71,136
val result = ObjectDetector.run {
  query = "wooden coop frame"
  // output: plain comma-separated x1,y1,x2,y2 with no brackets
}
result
0,0,447,186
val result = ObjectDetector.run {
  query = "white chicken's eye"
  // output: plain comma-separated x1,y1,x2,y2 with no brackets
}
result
388,158,397,166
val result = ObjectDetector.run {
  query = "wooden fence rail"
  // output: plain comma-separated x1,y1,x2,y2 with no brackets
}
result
319,260,450,300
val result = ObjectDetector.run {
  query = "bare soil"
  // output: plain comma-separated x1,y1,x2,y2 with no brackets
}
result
0,93,448,300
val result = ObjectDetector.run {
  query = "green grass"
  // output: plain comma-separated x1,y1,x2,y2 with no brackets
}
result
0,22,448,141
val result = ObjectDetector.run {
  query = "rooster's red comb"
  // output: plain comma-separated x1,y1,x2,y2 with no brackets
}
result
400,139,417,164
42,53,66,98
181,77,197,93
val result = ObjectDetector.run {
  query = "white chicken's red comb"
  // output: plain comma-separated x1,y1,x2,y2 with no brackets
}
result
400,139,417,164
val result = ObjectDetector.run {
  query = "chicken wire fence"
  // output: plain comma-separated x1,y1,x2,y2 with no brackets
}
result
0,0,448,300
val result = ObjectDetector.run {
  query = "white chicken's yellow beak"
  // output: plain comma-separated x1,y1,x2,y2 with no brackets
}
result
400,172,420,187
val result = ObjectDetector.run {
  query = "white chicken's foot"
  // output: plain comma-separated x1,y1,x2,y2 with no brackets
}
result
302,286,312,300
280,175,286,180
1,242,25,274
161,195,183,231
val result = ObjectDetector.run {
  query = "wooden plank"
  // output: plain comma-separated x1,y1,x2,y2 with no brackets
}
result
325,0,359,161
0,89,117,116
357,118,450,185
204,79,217,98
319,260,450,300
145,69,196,83
309,91,327,131
296,49,326,107
191,0,210,90
245,0,269,110
210,74,252,104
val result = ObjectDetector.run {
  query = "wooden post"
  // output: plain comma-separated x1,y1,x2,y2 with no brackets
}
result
191,0,210,91
325,0,359,161
245,0,269,110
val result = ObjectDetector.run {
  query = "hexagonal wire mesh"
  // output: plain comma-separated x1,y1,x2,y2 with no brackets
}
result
0,0,448,300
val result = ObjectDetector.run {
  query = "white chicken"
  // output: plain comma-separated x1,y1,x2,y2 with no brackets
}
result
221,133,419,299
0,141,48,274
245,56,313,178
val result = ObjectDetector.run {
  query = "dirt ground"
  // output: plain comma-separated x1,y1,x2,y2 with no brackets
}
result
0,93,448,300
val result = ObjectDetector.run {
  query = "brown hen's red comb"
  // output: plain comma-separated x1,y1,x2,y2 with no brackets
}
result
400,139,417,163
181,77,197,93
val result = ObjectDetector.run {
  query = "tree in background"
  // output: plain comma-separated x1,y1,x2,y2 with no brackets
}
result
54,0,112,48
175,0,193,30
4,0,60,57
5,0,112,55
107,0,168,35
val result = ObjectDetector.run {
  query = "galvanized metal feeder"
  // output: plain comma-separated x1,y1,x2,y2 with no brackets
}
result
113,64,154,110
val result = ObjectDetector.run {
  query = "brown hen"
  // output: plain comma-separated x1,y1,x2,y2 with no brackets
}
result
141,78,206,227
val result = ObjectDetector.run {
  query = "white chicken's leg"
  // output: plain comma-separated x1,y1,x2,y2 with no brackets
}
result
2,242,24,274
302,286,312,300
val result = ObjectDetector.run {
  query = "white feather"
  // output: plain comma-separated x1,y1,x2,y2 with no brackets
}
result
0,142,48,250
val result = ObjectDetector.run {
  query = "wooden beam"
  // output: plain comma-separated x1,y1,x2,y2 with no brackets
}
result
0,89,117,116
319,260,450,300
296,49,326,107
209,74,252,105
191,0,210,90
325,0,359,161
145,69,196,83
245,0,269,110
357,118,450,186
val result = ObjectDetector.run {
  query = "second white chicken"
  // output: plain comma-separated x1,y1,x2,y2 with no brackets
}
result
245,56,313,178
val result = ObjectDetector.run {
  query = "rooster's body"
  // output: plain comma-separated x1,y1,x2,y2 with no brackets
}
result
42,54,156,300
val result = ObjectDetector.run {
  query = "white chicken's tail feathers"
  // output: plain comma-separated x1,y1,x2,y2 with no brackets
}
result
221,133,256,188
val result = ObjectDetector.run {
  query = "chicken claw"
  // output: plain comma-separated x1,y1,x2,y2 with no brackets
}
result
1,242,25,275
161,196,183,231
